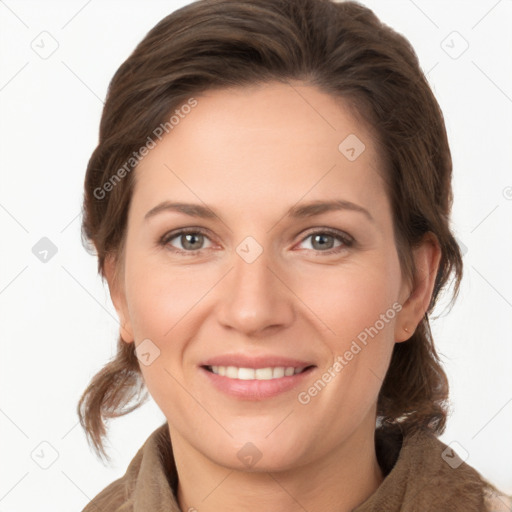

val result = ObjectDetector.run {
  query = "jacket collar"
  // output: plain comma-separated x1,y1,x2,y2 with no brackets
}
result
85,422,492,511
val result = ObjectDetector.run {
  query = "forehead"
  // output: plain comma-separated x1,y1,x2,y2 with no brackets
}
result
131,81,387,223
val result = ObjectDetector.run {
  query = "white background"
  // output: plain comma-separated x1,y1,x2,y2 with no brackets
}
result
1,0,511,510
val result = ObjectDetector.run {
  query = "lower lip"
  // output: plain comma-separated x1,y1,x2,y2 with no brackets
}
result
200,366,316,400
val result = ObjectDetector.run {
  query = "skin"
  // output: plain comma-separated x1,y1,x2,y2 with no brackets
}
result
105,81,441,512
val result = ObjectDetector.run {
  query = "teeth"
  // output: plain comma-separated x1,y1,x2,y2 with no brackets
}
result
209,365,307,380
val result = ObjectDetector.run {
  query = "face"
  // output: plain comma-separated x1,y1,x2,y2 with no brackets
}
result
107,81,420,471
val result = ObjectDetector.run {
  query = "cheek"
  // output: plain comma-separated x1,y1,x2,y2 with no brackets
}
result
123,257,219,397
124,255,213,339
297,256,401,345
123,264,193,410
294,254,401,410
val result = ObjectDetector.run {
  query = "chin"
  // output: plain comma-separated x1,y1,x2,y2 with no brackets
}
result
207,434,310,473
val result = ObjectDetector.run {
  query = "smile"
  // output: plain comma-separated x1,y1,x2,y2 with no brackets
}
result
205,365,311,380
201,364,316,400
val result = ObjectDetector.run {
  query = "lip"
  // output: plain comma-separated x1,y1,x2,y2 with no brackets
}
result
199,362,316,401
200,354,315,369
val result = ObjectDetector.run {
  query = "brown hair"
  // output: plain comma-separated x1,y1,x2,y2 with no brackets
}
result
78,0,462,462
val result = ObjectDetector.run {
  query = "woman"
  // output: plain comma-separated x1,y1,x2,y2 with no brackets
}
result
78,0,510,510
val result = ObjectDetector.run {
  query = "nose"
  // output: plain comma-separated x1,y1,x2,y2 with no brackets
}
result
215,242,295,337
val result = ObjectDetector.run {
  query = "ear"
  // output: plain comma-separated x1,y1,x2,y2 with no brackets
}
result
394,232,442,343
104,253,134,344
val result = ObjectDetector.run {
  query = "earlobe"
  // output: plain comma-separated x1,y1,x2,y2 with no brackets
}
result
104,253,134,344
119,321,134,344
395,323,414,343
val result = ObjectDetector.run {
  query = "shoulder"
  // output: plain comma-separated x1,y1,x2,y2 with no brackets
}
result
366,426,508,511
81,422,172,512
407,430,511,511
81,447,145,512
81,476,132,512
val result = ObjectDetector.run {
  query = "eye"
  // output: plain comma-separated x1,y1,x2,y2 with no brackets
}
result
159,227,354,256
160,228,213,254
297,229,354,254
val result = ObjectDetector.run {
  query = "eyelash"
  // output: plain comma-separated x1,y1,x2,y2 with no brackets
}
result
158,227,354,257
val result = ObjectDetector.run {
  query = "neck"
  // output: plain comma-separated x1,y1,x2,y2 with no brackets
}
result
171,420,384,512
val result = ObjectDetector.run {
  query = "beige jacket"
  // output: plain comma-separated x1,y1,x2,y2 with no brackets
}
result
82,422,511,511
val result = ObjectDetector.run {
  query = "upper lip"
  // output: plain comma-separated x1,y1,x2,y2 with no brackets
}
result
200,354,316,369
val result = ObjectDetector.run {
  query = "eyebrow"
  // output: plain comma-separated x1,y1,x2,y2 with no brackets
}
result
144,199,375,223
